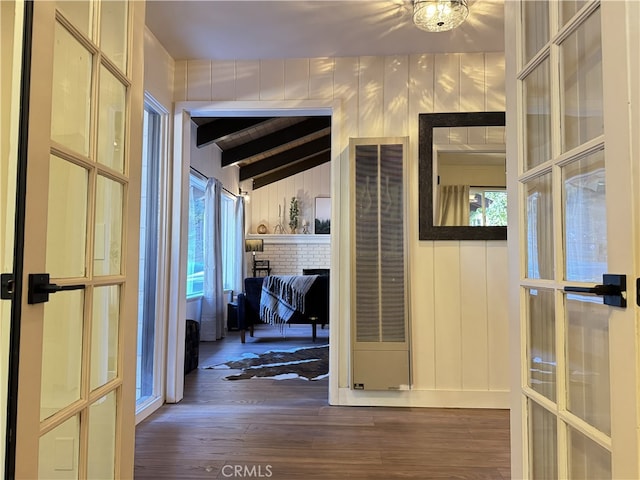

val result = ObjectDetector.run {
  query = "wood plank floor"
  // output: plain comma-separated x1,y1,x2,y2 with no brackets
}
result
135,324,511,479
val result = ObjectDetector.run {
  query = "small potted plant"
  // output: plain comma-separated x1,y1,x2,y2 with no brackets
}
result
289,197,299,233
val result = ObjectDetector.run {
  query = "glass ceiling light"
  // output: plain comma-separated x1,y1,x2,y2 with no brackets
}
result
412,0,469,32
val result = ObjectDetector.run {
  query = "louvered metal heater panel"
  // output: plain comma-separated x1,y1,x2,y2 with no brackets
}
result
351,138,410,390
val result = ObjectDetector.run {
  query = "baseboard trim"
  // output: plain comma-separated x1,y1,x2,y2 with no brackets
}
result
335,387,510,409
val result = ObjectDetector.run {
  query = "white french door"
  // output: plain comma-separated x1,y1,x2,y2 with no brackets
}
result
1,1,27,477
508,1,640,478
13,1,144,478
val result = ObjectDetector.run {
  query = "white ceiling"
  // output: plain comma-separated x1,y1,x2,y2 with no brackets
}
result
145,0,505,61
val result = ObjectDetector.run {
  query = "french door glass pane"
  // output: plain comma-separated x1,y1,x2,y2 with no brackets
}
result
100,0,128,72
561,0,589,26
527,288,556,401
46,155,88,278
568,427,611,478
97,66,126,173
522,1,549,64
39,414,80,479
51,22,92,157
563,150,606,283
94,175,123,276
529,400,558,480
524,58,551,169
91,286,120,391
561,8,603,153
41,291,84,421
88,391,117,479
56,1,93,38
566,294,610,435
525,173,553,279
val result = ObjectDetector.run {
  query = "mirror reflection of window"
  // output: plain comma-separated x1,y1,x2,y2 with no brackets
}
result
469,188,507,226
434,126,506,227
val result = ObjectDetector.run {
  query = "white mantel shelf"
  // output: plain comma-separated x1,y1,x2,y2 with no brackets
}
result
246,233,330,245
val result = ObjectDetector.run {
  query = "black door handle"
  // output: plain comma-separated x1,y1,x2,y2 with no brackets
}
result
564,274,626,308
28,273,85,304
564,284,622,296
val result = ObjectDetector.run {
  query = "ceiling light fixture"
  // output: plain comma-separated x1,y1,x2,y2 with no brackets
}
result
412,0,469,33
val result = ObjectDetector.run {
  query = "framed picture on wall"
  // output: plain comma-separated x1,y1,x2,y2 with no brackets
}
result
315,197,331,234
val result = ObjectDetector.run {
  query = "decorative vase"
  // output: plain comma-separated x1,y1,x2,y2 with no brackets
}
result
289,196,299,234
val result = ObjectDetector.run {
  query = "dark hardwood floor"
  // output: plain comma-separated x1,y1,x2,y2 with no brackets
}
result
134,324,511,479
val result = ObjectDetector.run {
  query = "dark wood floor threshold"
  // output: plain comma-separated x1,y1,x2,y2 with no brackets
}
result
135,325,510,479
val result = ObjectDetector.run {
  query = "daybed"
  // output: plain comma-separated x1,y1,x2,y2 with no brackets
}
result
236,273,328,343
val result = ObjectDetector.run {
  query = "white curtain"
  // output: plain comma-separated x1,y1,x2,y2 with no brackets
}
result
201,178,224,341
437,184,470,226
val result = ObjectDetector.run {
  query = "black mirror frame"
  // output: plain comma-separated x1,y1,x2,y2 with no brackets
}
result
418,111,507,241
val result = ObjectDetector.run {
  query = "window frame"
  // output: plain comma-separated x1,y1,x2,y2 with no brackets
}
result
186,172,206,299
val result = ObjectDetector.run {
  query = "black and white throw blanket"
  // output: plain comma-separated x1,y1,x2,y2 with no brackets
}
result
259,275,317,331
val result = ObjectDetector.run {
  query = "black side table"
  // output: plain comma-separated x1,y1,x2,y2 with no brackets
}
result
227,301,239,331
253,259,271,277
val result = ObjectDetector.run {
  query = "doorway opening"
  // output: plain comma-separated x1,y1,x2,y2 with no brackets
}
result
167,101,341,405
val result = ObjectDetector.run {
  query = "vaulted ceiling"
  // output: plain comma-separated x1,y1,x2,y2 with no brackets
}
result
193,116,331,189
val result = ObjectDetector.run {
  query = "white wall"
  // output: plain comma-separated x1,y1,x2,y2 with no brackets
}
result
174,53,509,408
439,163,505,186
144,28,174,110
247,162,330,234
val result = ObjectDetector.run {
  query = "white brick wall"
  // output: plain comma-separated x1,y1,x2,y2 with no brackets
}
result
246,235,330,276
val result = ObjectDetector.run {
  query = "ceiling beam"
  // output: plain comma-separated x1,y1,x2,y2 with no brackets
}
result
239,135,331,181
221,116,331,166
251,150,331,189
196,117,269,148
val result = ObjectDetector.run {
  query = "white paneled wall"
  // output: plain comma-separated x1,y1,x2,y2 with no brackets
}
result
175,52,509,408
247,163,330,234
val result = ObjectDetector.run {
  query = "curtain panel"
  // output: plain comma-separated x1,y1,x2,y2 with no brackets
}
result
438,184,470,226
201,178,225,340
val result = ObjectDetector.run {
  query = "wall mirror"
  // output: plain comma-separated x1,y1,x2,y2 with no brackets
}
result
418,112,507,240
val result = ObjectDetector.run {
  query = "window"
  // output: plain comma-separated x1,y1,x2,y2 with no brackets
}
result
220,192,236,291
187,174,206,297
469,187,507,226
137,99,167,409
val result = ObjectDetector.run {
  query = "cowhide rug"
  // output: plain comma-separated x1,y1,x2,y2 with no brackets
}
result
203,345,328,381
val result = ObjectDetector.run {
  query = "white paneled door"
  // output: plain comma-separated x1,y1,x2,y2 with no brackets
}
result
508,1,639,478
13,1,144,478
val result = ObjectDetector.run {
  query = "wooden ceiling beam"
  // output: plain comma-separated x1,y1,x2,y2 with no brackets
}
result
221,116,330,166
196,117,269,148
251,150,331,189
239,135,331,181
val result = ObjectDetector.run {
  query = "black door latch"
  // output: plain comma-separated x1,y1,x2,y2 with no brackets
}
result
564,274,626,308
